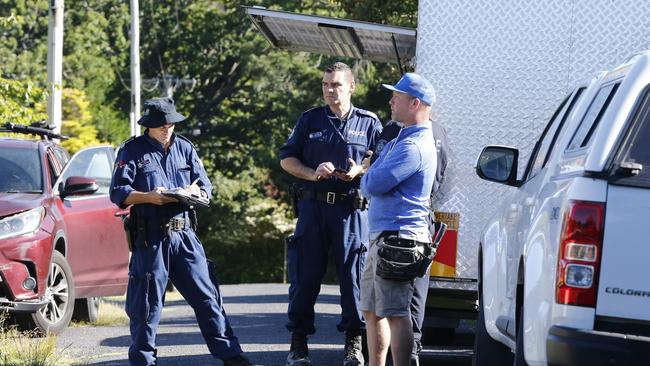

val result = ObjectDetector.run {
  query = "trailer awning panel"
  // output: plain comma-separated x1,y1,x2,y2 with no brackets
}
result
244,6,416,65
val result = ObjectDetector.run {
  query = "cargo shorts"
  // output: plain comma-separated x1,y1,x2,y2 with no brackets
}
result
360,235,415,318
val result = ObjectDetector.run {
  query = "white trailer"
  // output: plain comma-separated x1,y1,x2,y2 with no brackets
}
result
244,0,650,344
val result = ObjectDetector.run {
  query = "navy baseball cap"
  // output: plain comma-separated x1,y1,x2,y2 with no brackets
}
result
137,97,186,128
382,73,436,106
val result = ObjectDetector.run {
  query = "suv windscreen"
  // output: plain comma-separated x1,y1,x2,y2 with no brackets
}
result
0,147,43,193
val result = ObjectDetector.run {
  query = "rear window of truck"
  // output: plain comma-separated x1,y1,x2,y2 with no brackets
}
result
567,82,620,151
611,87,650,187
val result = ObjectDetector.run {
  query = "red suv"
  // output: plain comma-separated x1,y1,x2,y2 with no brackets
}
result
0,123,129,334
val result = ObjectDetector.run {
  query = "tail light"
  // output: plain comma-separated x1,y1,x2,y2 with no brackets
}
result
556,200,605,307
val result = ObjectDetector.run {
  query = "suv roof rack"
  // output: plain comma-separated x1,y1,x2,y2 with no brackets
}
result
0,122,69,140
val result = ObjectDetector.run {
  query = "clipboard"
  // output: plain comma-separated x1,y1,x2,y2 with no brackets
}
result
162,188,210,208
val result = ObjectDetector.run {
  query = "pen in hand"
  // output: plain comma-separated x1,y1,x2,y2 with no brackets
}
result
186,178,201,196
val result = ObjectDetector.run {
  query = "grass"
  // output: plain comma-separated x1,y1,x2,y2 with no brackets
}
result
73,290,186,328
71,298,129,327
1,291,188,365
0,312,74,366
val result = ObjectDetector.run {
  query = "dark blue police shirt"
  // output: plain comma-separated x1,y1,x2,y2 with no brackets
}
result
109,132,213,223
279,105,382,194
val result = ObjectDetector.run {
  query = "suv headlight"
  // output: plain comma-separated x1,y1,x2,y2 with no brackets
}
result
0,207,45,240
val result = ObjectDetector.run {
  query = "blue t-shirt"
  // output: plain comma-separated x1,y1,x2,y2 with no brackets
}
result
279,105,382,194
360,122,436,236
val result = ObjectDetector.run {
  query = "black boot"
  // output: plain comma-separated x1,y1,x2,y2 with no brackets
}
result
223,354,261,366
287,332,311,366
343,330,364,366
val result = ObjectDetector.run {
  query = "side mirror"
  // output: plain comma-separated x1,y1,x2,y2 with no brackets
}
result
61,176,98,198
475,146,521,187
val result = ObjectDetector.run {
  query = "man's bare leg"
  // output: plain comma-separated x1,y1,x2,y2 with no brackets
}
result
387,315,413,366
364,311,391,366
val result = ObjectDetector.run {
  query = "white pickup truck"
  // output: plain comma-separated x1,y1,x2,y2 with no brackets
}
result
473,51,650,365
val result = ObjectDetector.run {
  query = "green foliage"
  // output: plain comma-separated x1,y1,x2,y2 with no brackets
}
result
199,166,294,283
0,77,47,124
60,88,103,154
0,0,130,147
0,312,66,366
335,0,418,27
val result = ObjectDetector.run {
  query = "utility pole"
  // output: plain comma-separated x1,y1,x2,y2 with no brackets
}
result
46,0,64,134
129,0,141,137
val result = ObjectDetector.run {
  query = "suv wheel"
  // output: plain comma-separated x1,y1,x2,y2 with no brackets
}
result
16,251,75,335
72,297,100,323
514,298,528,366
472,280,513,365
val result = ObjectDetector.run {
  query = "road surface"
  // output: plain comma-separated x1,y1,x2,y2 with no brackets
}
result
57,283,472,365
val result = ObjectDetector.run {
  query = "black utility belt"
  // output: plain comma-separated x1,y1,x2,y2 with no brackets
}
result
380,231,429,247
298,189,353,205
163,217,189,232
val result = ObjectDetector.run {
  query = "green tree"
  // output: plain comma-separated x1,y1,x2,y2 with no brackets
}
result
335,0,418,27
60,88,104,154
0,0,131,146
0,77,47,124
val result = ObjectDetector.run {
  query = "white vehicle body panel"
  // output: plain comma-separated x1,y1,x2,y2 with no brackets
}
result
416,0,650,293
597,185,650,321
475,49,650,364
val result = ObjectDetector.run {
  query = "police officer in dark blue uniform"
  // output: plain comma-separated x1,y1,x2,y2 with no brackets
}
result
370,118,450,366
109,97,259,366
280,62,382,366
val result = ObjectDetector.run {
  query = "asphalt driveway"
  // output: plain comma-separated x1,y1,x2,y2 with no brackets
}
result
57,283,472,365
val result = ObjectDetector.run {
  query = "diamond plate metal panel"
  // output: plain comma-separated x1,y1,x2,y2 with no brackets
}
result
417,0,650,285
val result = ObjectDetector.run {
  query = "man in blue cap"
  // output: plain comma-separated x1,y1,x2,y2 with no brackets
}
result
369,118,450,366
360,73,437,366
109,97,259,366
280,62,383,366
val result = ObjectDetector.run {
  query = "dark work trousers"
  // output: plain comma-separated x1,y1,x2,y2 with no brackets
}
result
411,274,430,357
286,198,368,335
126,228,242,366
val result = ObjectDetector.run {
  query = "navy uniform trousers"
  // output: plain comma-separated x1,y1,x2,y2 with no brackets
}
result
287,198,367,335
127,226,242,365
411,275,429,356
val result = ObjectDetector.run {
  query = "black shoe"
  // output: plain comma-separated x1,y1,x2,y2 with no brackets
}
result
223,354,261,366
342,330,364,366
287,332,311,366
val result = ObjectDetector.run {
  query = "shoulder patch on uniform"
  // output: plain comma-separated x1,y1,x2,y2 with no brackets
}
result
176,134,196,148
355,108,379,120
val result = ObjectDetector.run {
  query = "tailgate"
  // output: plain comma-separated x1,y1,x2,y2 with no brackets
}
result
596,184,650,321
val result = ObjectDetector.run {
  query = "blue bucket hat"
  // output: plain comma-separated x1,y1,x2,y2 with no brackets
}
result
382,73,436,106
138,97,186,128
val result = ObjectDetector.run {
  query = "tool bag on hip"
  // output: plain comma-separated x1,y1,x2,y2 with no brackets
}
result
375,234,430,282
375,223,447,282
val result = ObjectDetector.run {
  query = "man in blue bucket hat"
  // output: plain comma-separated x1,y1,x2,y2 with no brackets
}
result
110,97,260,366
